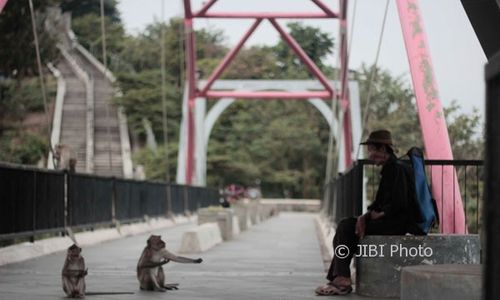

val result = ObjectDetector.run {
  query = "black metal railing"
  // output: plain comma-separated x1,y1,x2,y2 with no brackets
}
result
0,162,219,242
323,159,484,233
322,162,364,225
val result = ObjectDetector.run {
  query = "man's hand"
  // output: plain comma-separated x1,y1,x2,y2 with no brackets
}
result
355,215,366,238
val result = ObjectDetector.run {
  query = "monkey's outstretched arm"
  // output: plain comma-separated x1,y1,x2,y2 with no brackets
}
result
161,249,202,264
138,260,170,269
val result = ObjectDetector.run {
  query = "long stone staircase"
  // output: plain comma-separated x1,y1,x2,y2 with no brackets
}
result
73,50,123,176
56,57,88,173
56,47,125,177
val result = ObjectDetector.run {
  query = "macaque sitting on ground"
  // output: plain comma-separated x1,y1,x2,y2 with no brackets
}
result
54,144,77,172
137,235,203,292
62,244,87,298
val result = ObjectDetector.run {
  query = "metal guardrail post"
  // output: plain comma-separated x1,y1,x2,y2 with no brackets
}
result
31,170,36,243
166,184,172,218
183,185,189,215
484,51,500,300
111,177,116,223
63,170,68,235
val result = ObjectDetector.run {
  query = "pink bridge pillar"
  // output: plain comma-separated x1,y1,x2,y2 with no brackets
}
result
396,0,466,233
0,0,8,13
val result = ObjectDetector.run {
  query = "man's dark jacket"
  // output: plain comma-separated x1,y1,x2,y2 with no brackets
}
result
367,154,421,234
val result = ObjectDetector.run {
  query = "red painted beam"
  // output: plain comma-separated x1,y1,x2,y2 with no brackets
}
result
194,0,218,16
338,0,353,168
194,12,338,19
0,0,7,13
310,0,337,17
183,0,196,184
183,0,193,18
397,0,465,233
269,18,334,95
200,19,262,95
203,90,332,99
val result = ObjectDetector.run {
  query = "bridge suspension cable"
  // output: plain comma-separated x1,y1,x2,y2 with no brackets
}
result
356,0,390,159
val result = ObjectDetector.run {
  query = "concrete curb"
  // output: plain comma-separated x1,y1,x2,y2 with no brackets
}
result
178,223,223,253
314,214,335,271
0,215,195,267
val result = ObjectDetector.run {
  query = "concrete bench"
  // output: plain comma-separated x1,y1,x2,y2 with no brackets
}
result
400,264,481,300
355,234,480,298
233,202,252,231
178,223,223,253
198,208,237,240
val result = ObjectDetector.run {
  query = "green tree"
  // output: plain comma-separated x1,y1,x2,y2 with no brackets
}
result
444,100,483,160
71,13,126,63
115,70,181,141
355,64,422,153
115,20,227,174
274,22,334,78
206,100,330,198
0,131,48,165
222,46,280,80
0,0,59,77
60,0,121,22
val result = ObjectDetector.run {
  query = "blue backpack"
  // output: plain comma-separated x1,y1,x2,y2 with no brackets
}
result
406,147,440,235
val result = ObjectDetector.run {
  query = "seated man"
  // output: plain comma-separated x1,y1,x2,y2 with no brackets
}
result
315,129,420,296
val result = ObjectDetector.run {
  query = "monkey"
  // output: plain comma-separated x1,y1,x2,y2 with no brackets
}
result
54,143,77,172
62,244,87,298
61,244,136,297
137,235,203,292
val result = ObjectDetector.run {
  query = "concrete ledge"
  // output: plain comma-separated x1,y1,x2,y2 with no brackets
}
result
178,223,223,253
232,216,241,237
356,234,481,298
233,202,251,231
248,201,261,225
314,215,335,270
260,198,321,213
198,208,235,240
259,203,278,220
46,63,66,169
0,215,193,266
401,264,481,300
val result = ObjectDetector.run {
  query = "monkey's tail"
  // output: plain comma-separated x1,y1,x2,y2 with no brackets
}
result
85,292,135,295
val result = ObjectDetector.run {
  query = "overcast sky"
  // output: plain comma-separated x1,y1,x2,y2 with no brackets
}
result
117,0,487,122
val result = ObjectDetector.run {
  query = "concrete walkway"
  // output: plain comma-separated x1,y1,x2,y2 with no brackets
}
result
0,213,336,300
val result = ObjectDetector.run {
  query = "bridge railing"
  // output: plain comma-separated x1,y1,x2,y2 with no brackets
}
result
323,159,484,233
0,163,219,242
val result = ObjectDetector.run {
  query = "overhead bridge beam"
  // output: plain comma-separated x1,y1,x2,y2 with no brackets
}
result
203,91,333,99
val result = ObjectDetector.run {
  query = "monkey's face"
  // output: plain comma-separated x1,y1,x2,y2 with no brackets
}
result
147,235,166,251
67,244,82,259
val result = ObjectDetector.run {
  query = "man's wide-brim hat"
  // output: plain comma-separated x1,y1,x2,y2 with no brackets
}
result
360,129,394,146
